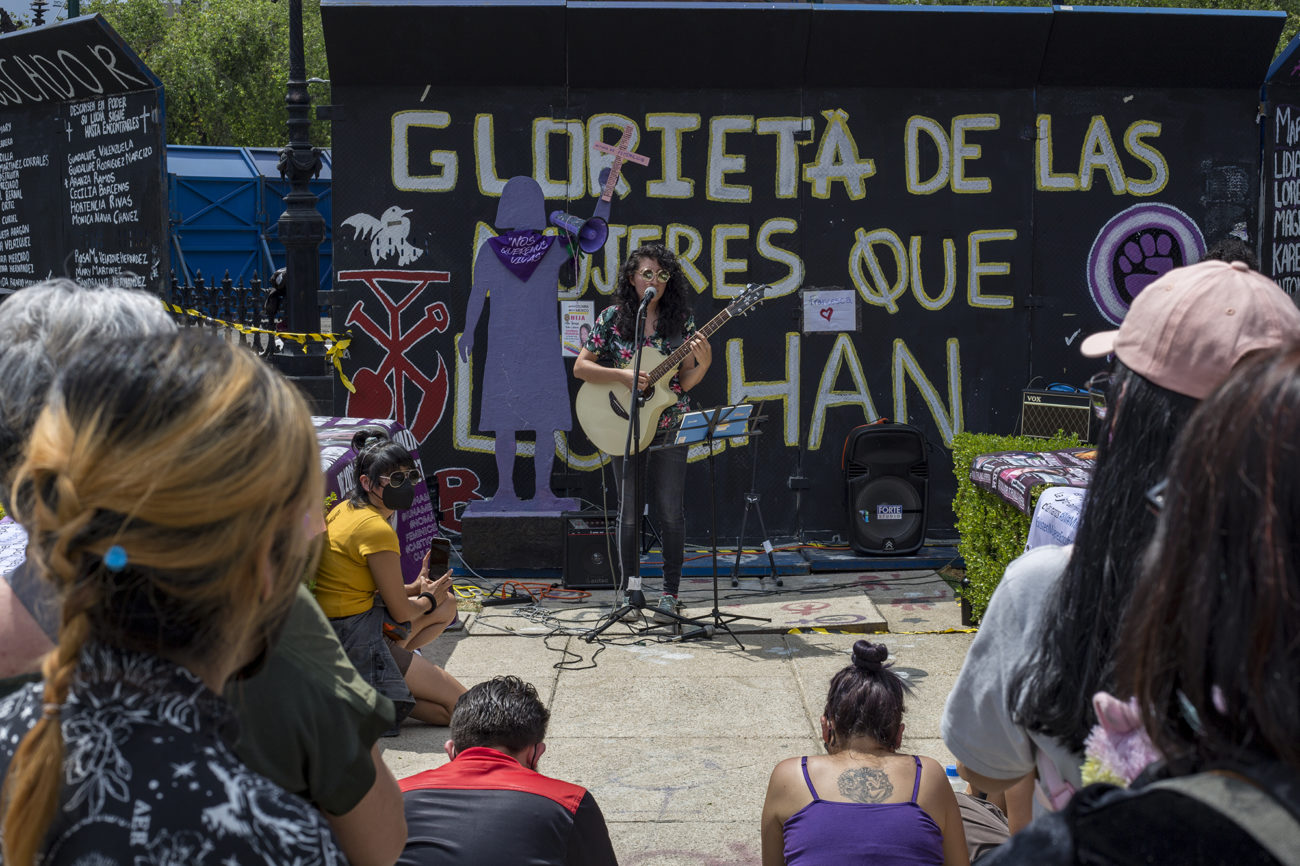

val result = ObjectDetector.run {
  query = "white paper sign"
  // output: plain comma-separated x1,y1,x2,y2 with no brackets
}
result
803,289,857,333
561,300,595,357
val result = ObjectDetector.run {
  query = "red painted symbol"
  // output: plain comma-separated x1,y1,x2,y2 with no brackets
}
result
819,307,834,322
781,601,830,617
338,269,452,444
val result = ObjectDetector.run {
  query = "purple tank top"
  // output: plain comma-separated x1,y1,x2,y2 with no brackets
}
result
782,754,944,866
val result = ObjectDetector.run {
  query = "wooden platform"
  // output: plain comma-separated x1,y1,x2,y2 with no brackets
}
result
452,538,961,579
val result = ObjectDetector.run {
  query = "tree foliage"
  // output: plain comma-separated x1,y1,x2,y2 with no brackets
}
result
22,0,1300,147
83,0,331,147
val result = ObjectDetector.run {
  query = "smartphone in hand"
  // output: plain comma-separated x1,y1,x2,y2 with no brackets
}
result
428,536,451,574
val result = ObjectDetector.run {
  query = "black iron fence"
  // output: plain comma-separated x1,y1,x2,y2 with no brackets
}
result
161,270,333,354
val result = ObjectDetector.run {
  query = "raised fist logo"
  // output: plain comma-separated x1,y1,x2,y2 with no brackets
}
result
1088,204,1206,325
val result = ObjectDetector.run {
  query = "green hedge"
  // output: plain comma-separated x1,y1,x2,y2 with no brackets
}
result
951,430,1080,621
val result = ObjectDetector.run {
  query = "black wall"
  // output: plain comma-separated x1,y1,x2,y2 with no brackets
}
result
0,16,167,294
322,1,1280,544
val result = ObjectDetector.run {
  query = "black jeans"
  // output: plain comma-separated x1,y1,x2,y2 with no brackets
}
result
611,432,686,596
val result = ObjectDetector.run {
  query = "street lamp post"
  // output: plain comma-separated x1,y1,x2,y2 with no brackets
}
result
271,0,332,412
276,0,325,339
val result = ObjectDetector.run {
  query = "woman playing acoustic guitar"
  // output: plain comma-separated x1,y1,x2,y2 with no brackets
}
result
573,243,711,623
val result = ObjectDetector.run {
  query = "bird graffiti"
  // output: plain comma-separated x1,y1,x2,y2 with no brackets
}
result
343,205,424,266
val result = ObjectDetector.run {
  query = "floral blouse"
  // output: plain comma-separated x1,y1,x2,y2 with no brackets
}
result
582,305,697,431
0,643,344,865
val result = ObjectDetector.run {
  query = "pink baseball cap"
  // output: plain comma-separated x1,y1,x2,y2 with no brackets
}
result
1080,260,1300,399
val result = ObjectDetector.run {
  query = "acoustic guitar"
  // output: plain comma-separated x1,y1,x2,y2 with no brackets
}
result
575,283,768,455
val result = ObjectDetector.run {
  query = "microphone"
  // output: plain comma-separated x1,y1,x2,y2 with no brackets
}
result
639,285,657,309
669,624,715,643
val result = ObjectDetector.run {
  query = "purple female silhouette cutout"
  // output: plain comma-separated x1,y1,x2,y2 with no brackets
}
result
459,176,579,512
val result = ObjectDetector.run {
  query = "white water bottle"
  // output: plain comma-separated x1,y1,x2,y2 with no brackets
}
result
946,764,968,794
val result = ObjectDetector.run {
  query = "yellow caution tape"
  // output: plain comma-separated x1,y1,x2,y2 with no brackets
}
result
327,338,355,393
786,627,858,635
787,626,978,635
890,627,980,635
163,302,354,392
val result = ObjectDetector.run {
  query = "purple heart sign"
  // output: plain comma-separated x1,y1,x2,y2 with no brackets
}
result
1087,203,1206,326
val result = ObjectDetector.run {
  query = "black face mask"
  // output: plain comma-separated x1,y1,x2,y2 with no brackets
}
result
381,481,416,511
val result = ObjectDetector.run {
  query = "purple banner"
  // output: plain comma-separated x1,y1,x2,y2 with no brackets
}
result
970,447,1096,515
486,230,555,281
313,416,440,584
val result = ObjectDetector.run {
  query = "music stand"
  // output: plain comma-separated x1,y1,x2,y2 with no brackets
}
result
730,403,781,588
638,403,770,649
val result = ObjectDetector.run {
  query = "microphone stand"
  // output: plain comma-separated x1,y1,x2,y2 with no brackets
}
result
583,288,655,643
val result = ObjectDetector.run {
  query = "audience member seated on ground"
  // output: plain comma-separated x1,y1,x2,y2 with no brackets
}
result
0,331,345,864
981,344,1300,865
762,641,968,866
0,280,405,866
314,428,465,728
0,279,174,682
396,675,619,866
227,585,406,866
941,261,1300,814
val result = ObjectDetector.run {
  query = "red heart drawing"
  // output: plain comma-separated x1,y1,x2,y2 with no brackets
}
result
819,307,834,322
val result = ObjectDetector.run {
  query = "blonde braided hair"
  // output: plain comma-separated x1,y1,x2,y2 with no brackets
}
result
1,330,322,864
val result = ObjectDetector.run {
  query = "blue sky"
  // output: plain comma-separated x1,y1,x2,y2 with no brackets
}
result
2,0,72,26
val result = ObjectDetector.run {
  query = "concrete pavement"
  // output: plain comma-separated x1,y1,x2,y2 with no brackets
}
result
380,568,971,865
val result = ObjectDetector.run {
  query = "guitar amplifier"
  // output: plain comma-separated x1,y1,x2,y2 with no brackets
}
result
1021,388,1093,442
562,511,617,589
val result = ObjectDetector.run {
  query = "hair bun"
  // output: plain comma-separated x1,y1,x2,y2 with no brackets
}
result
350,429,389,452
851,640,889,673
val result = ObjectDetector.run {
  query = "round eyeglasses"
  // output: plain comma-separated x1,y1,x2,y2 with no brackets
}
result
637,268,671,283
380,469,422,488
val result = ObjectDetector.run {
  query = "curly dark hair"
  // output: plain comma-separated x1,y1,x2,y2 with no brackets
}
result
612,243,692,342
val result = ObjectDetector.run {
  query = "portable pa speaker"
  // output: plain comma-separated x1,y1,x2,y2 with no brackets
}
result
1021,388,1092,442
842,423,928,555
562,511,617,589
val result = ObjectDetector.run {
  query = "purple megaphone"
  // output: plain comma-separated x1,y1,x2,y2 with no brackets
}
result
549,210,609,255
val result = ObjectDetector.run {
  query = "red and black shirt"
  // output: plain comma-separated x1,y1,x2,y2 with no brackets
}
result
397,746,618,866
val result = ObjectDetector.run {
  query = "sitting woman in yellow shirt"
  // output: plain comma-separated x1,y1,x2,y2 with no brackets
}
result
315,429,465,729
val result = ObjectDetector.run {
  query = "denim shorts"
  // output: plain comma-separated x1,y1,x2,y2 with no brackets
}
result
329,605,415,724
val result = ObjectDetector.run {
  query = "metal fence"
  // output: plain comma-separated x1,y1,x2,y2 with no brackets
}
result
162,271,333,353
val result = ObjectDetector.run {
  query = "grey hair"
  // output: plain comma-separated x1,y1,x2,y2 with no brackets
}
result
0,279,176,497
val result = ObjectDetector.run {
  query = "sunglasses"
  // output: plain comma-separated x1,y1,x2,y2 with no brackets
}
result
380,469,422,488
637,268,671,283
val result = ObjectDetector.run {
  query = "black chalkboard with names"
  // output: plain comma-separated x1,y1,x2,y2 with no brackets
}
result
0,15,167,293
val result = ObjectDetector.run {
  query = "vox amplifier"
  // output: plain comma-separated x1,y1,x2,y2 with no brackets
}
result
1021,388,1092,442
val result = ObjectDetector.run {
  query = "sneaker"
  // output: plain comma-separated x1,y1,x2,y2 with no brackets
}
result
618,593,640,622
653,593,679,624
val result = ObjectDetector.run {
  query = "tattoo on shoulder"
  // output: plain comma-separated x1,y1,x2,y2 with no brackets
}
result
836,767,895,803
